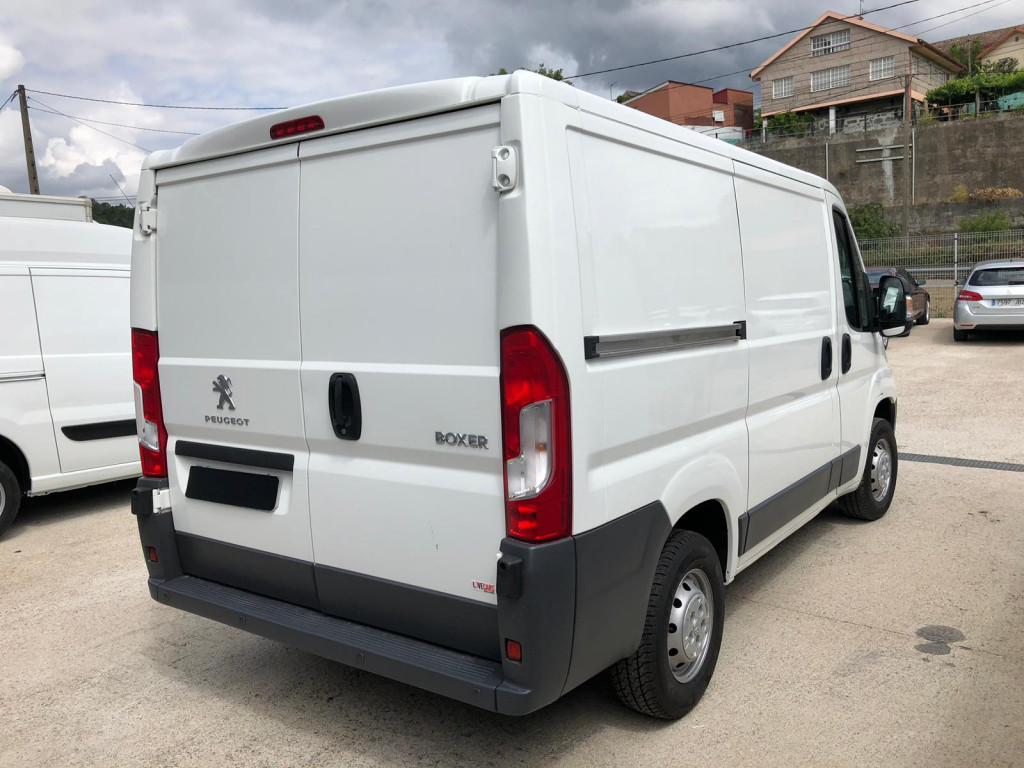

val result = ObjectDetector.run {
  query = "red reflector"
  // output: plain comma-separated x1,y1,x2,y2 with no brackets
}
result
148,546,158,563
269,115,324,140
500,326,572,543
957,289,983,302
131,329,168,478
506,639,522,662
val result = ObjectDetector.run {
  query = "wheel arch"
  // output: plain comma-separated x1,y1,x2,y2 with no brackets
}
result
874,397,897,431
0,433,31,495
672,499,730,582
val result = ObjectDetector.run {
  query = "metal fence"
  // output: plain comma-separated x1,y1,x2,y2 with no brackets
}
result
744,99,1024,144
858,229,1024,317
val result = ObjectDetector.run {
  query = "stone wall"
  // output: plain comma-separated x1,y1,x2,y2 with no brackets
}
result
746,113,1024,232
890,198,1024,233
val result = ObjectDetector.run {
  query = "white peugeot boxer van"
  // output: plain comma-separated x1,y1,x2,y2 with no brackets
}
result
0,189,138,536
130,72,912,718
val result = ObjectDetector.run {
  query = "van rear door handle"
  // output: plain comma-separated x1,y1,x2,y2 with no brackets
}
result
820,337,833,381
329,373,361,440
841,333,852,374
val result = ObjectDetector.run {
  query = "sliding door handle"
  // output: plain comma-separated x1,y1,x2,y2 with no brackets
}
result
329,373,361,440
841,333,852,374
820,337,833,381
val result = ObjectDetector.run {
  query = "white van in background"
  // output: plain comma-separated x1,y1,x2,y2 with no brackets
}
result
129,72,912,718
0,189,138,535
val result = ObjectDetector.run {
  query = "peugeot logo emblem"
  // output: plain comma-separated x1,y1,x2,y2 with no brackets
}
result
212,375,236,411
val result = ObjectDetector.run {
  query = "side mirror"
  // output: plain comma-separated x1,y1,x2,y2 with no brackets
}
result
917,278,927,286
954,278,965,287
878,275,913,337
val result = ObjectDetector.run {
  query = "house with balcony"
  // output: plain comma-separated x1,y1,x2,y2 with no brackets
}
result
623,81,755,130
751,11,962,135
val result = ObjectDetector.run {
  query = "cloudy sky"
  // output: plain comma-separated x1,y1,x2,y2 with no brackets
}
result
0,0,1020,202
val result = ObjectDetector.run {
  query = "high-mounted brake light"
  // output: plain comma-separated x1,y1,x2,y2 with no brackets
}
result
500,327,572,543
957,289,984,302
269,115,325,140
131,328,168,478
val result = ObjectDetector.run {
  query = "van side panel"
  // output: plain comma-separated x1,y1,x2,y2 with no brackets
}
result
733,164,841,559
568,115,749,565
298,107,505,605
0,270,59,481
31,270,136,474
155,147,314,562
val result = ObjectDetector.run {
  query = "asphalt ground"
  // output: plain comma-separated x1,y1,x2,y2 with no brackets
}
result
1,319,1022,767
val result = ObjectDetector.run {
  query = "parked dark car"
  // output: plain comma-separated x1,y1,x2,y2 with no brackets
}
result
868,267,930,326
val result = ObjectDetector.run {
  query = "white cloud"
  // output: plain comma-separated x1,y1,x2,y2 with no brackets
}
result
1,0,1021,199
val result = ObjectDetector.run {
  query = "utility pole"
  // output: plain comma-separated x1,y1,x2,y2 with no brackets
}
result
17,85,40,195
901,70,912,239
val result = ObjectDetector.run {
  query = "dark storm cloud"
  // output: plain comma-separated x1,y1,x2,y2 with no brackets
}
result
436,0,1021,99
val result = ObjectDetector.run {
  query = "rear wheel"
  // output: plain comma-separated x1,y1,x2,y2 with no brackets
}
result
0,460,22,537
838,418,897,522
611,530,724,719
918,300,931,325
953,328,969,342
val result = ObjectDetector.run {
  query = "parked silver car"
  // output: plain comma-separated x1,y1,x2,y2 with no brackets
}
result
954,259,1024,341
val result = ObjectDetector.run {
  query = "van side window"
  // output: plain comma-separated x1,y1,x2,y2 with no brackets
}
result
832,210,867,330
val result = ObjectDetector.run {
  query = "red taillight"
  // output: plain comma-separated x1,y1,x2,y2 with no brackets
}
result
131,328,167,478
500,327,571,543
269,115,324,140
957,289,983,302
148,546,159,563
505,639,523,662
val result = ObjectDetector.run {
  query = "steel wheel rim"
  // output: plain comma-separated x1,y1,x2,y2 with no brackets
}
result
870,437,893,502
667,568,714,683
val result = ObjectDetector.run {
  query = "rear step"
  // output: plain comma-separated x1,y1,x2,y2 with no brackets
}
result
152,575,504,709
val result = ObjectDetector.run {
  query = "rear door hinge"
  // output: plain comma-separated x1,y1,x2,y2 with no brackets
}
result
153,486,171,512
139,204,157,235
491,146,518,192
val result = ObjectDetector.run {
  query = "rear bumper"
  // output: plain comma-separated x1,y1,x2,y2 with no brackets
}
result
954,302,1024,331
132,480,670,715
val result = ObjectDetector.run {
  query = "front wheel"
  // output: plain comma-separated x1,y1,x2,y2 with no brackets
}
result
611,530,724,719
837,418,897,521
0,460,22,537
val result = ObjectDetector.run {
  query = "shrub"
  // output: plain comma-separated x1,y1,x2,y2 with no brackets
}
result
848,203,901,240
960,210,1013,232
766,110,815,137
969,187,1024,202
949,184,969,203
927,71,1024,104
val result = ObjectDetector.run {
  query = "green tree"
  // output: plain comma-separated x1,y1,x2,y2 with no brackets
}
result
765,110,814,136
91,200,134,228
848,203,901,240
493,64,573,86
926,70,1024,104
949,39,985,77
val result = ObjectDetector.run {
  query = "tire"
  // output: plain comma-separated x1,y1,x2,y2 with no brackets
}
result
918,300,930,325
837,418,897,522
612,530,724,719
953,328,969,342
0,460,22,537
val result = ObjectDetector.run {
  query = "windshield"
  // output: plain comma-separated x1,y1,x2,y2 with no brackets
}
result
968,267,1024,287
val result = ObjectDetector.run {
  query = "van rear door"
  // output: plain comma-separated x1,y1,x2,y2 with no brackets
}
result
155,146,316,571
297,106,505,657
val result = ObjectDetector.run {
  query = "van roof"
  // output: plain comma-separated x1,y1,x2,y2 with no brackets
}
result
0,216,131,268
145,71,837,198
0,192,93,223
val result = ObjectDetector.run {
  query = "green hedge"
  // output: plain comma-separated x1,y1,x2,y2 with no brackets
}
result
927,72,1024,104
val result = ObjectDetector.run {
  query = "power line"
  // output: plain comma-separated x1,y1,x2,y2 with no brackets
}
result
25,88,285,111
623,0,1009,124
564,0,923,79
26,96,151,152
913,0,1016,36
27,104,199,135
672,0,1006,90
